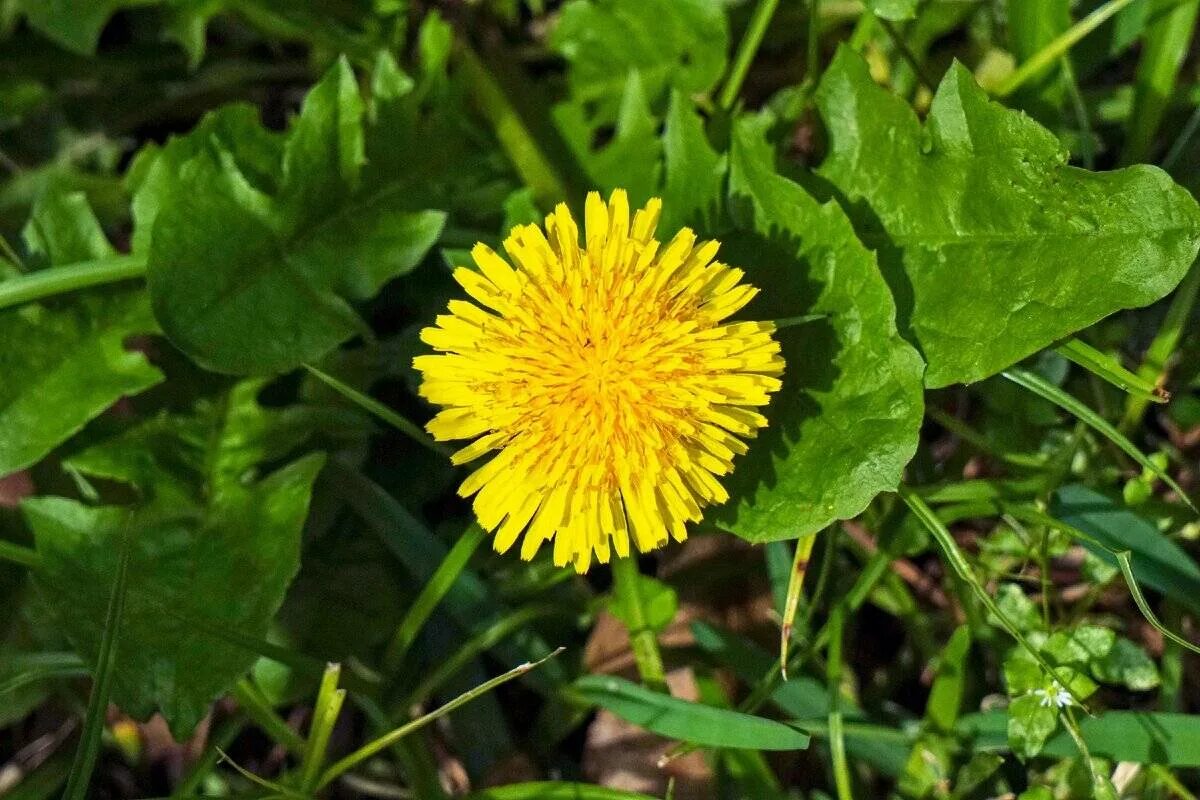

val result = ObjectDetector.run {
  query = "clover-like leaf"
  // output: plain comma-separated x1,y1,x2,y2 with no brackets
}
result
817,47,1200,387
711,114,925,542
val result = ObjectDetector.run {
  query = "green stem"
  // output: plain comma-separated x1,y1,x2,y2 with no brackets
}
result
456,39,569,209
0,255,146,311
995,0,1140,97
0,539,41,569
718,0,782,109
611,554,667,691
1120,258,1200,431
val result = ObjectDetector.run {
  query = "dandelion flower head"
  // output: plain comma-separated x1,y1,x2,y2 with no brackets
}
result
414,189,784,572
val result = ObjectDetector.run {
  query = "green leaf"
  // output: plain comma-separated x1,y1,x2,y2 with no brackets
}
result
711,114,925,542
574,674,811,750
952,753,1005,800
1092,637,1160,691
24,384,329,736
279,57,365,225
551,0,728,115
554,71,662,206
661,91,727,235
1007,693,1060,760
816,47,1200,387
691,621,909,776
866,0,920,22
1050,484,1200,615
961,710,1200,766
17,0,141,55
145,61,446,375
926,625,970,732
0,190,162,474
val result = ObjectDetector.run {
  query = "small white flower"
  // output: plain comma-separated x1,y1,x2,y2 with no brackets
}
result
1033,682,1073,709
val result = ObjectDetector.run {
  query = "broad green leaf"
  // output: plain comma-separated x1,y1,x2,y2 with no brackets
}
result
711,114,925,543
550,0,728,115
279,58,365,225
866,0,919,22
816,47,1200,387
661,91,727,235
25,383,336,736
145,60,446,374
17,0,141,55
0,190,162,474
961,710,1200,766
574,674,811,750
1050,484,1200,616
554,72,662,206
24,452,323,738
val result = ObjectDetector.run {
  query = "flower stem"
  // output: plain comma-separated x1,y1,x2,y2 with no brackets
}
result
456,38,570,209
611,554,667,691
718,0,782,110
0,254,146,311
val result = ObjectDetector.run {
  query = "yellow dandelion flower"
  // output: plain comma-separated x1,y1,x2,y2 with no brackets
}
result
414,189,784,573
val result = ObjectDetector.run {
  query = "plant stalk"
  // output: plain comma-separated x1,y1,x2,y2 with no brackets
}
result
611,554,668,691
719,0,782,109
0,255,146,311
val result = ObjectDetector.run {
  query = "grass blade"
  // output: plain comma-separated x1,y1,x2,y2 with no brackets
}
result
1055,337,1167,403
384,523,489,673
996,0,1141,97
781,531,818,679
1120,0,1200,164
231,679,306,755
1004,499,1200,657
303,363,446,456
299,663,347,791
0,653,87,697
1116,552,1200,657
62,531,132,800
825,606,853,800
1002,367,1195,511
318,649,565,789
402,605,565,707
